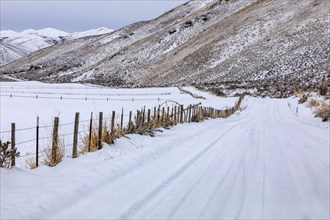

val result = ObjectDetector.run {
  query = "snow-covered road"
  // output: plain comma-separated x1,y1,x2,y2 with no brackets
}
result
1,97,329,219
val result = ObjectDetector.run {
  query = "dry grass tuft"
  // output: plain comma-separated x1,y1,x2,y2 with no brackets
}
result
25,156,37,169
80,122,121,154
314,101,330,121
41,139,65,167
298,94,308,104
293,89,305,97
81,127,98,153
307,99,320,108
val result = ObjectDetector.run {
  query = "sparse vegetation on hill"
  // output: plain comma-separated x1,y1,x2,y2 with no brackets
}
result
0,0,328,97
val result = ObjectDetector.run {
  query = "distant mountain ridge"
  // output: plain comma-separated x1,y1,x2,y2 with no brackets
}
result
0,0,328,97
0,27,113,66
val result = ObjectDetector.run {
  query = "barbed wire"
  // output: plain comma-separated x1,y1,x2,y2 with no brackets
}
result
59,121,76,127
60,132,75,137
0,94,168,102
39,125,54,129
19,149,48,158
16,138,36,145
15,127,35,132
0,89,171,97
38,136,52,141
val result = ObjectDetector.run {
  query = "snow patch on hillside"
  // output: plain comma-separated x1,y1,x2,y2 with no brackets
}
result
0,27,113,66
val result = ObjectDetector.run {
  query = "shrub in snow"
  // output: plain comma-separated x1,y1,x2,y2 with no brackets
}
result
298,94,308,104
0,141,20,168
319,84,328,96
315,101,330,121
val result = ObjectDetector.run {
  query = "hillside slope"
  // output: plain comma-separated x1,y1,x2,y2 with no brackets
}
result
0,0,328,97
0,28,113,66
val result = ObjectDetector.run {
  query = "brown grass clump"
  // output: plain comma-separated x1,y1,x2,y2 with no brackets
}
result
80,122,125,154
298,94,308,104
81,127,98,153
150,117,160,129
41,139,65,167
307,99,320,108
315,101,330,121
25,156,37,169
293,89,305,97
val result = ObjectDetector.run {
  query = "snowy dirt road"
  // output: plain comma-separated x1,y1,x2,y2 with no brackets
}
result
1,97,329,219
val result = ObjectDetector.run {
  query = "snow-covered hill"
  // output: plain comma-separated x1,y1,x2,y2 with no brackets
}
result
0,0,328,97
0,27,113,66
69,27,113,39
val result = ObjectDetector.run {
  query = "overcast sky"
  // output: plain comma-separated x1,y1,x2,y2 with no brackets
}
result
0,0,187,32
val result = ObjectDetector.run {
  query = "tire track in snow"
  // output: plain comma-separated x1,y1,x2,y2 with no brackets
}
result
48,98,329,219
119,119,253,219
126,102,264,219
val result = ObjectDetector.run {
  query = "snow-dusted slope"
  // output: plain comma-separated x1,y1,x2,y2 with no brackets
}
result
0,0,329,97
0,28,68,66
1,96,329,219
0,27,113,66
69,27,113,39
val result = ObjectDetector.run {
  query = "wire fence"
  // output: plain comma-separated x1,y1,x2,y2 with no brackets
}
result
0,94,171,102
1,95,245,169
0,85,143,90
0,89,171,97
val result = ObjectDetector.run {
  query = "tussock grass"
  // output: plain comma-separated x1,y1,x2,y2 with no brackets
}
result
307,99,320,108
293,89,305,97
298,94,309,104
41,139,65,167
25,156,37,169
315,101,330,121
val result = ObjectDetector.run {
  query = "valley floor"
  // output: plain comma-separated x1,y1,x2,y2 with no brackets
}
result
1,97,329,219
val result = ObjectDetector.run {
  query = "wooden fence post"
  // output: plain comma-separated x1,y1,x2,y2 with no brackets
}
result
51,117,59,165
188,105,192,123
167,107,170,123
174,106,177,124
161,107,165,126
72,112,79,158
157,106,160,125
11,123,16,167
128,111,132,131
180,105,184,123
171,107,174,122
147,109,151,126
88,112,93,152
153,107,156,120
120,108,124,132
142,107,145,126
98,112,103,150
136,111,140,127
36,117,39,167
111,111,115,136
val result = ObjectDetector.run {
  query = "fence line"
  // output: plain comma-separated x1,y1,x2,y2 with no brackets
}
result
1,94,170,102
0,89,171,97
1,95,244,168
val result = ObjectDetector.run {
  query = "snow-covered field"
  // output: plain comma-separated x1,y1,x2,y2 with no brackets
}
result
1,81,329,219
0,81,238,166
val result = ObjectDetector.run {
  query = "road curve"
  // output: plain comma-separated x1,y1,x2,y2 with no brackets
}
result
48,98,329,219
3,98,328,219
